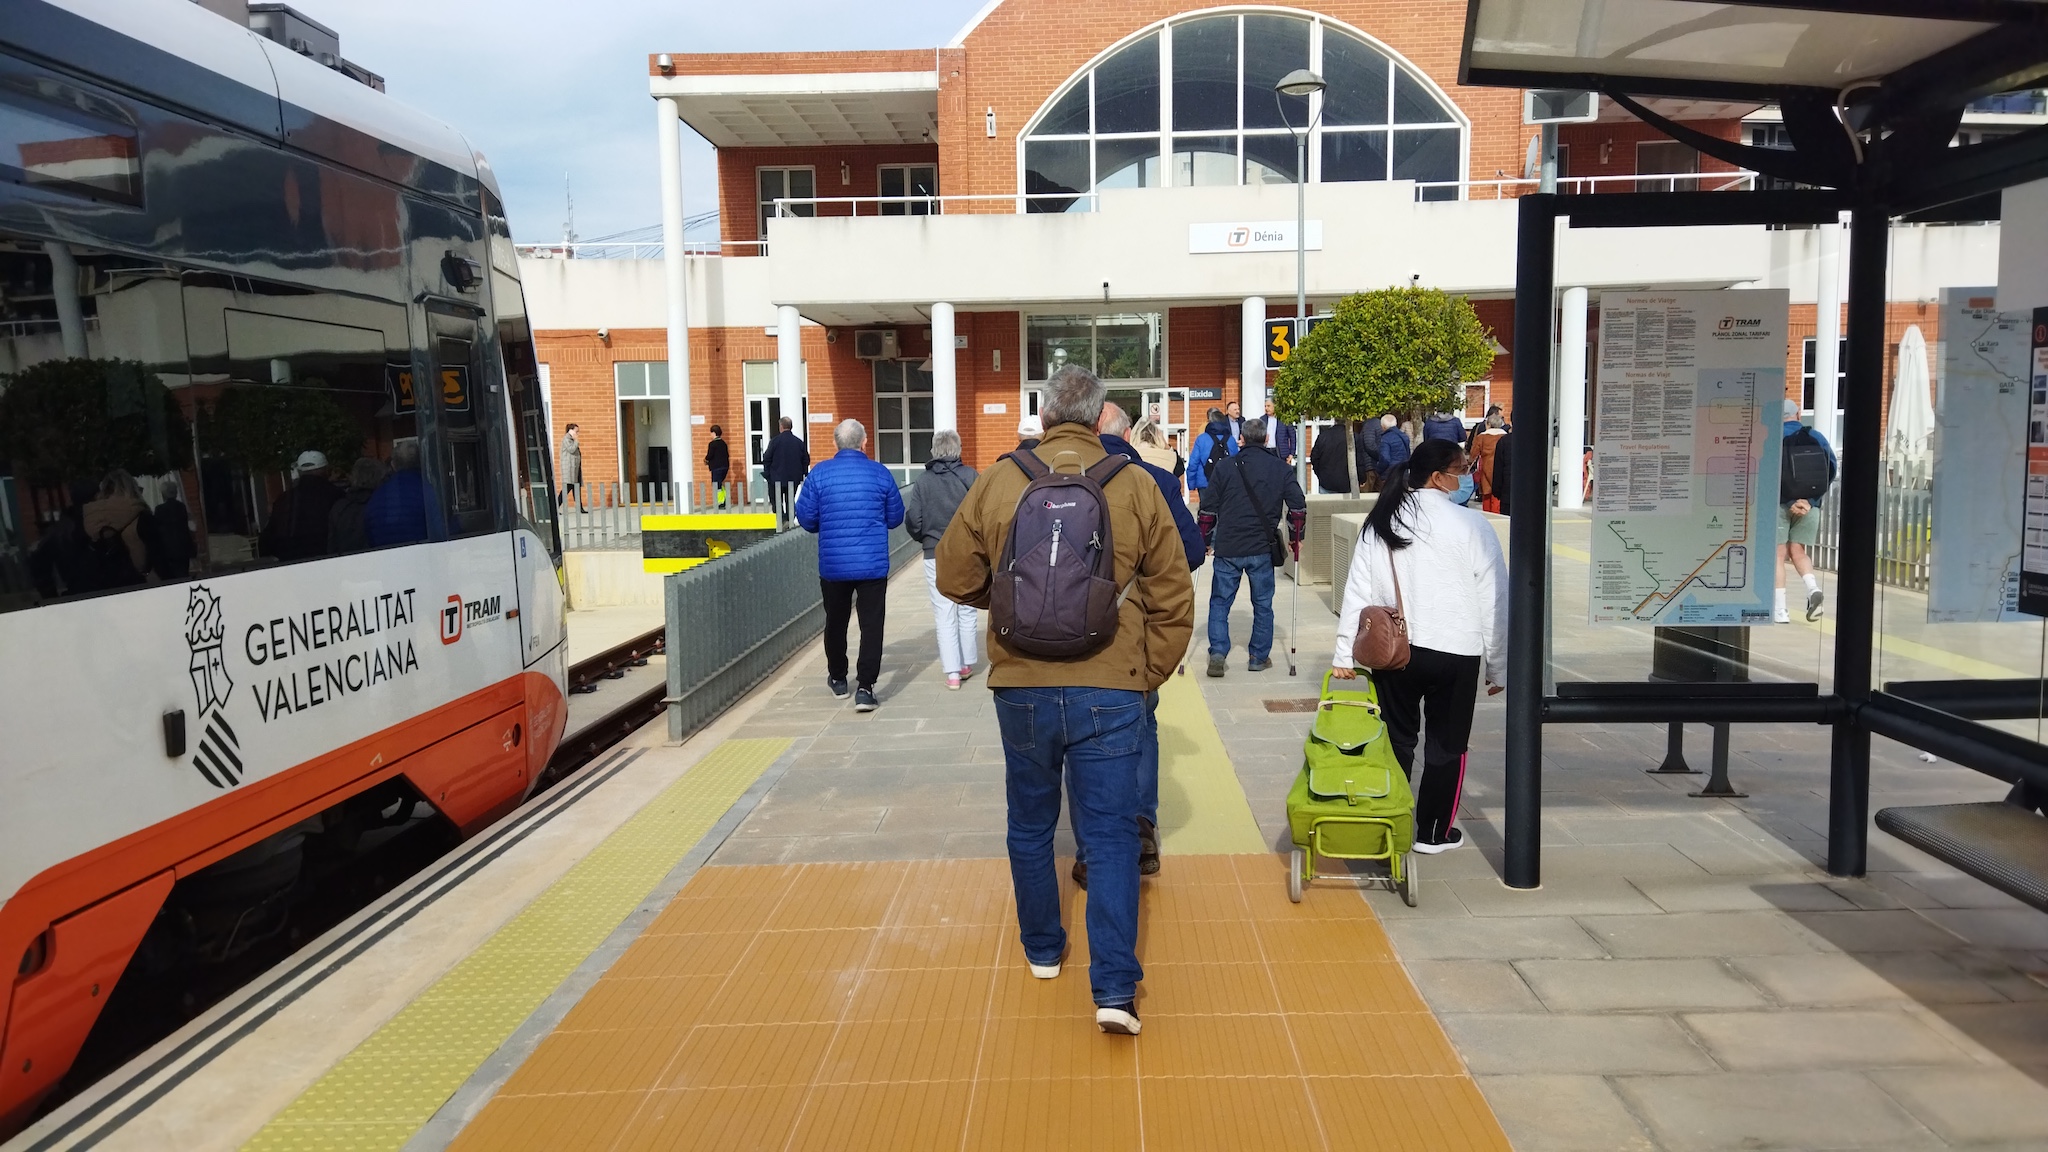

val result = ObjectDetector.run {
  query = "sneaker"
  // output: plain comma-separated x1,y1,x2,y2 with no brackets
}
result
1248,657,1272,672
1805,587,1825,621
854,688,879,712
959,664,974,682
1028,952,1063,980
1138,817,1160,876
1096,1003,1141,1035
1071,858,1088,890
1414,827,1465,855
1207,654,1226,678
947,673,962,690
1772,609,1791,625
827,677,850,699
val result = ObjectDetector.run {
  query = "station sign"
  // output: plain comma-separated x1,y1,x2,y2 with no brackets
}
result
1264,315,1330,369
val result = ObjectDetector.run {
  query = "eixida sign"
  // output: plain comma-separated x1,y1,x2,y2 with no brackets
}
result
1188,219,1324,254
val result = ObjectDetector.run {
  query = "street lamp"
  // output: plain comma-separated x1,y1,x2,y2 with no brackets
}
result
1275,68,1324,494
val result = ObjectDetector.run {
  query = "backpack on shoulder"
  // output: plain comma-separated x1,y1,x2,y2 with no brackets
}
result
1781,425,1834,503
990,448,1129,658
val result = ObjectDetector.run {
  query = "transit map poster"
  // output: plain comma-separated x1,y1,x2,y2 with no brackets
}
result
1590,290,1787,625
2023,308,2048,618
1929,288,2032,622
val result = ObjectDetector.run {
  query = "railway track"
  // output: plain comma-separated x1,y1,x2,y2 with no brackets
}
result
542,627,669,786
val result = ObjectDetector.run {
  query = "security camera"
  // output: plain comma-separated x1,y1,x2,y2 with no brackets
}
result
596,327,609,341
1408,271,1421,286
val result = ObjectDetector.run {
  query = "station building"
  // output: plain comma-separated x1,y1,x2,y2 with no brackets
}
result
518,0,2026,495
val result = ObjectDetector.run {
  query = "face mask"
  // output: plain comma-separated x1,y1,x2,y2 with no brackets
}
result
1455,473,1475,505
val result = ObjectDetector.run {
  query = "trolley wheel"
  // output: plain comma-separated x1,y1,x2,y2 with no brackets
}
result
1400,852,1418,907
1287,849,1304,903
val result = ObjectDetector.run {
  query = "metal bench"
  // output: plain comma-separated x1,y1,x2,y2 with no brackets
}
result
1874,801,2048,913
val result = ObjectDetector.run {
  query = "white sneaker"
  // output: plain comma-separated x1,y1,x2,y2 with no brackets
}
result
1773,609,1791,624
1028,958,1062,980
1805,588,1825,621
1095,1004,1141,1035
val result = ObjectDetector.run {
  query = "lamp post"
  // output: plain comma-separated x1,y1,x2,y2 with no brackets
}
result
1275,68,1325,496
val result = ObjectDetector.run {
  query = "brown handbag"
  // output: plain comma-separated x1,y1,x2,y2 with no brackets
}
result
1351,545,1412,671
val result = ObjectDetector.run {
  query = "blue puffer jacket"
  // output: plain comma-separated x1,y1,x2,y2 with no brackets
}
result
795,448,905,581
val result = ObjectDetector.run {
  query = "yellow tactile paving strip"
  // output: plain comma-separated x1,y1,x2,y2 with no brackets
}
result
242,738,793,1152
1154,672,1270,855
452,854,1509,1152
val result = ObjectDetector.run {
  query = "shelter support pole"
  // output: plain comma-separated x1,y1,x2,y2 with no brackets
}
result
1827,204,1889,877
1504,194,1556,890
776,303,804,435
931,302,957,435
656,97,692,508
1242,296,1268,415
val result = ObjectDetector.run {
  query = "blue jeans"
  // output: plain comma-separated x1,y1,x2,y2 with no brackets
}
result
994,686,1146,1007
1208,553,1276,661
1074,689,1160,860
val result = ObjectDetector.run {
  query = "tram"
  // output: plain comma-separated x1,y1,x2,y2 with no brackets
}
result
0,0,566,1130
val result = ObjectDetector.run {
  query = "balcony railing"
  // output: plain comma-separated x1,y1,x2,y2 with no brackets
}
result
514,240,768,260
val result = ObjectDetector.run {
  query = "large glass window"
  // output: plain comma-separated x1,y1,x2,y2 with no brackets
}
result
873,360,935,480
1024,13,1464,204
1026,313,1163,382
614,361,672,489
878,164,938,215
756,167,815,240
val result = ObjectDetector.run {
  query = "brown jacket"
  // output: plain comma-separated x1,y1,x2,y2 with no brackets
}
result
1471,428,1506,497
936,422,1193,691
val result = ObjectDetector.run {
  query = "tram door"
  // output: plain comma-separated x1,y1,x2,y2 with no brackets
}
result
1141,387,1189,442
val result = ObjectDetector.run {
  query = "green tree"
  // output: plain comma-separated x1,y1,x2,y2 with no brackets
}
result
0,358,190,487
1272,287,1495,496
203,385,362,475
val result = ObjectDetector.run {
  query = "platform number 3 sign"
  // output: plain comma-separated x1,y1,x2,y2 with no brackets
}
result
1264,316,1326,370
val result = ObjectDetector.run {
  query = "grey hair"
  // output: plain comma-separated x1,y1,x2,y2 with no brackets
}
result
391,438,421,470
1241,418,1268,446
350,456,389,491
1040,364,1106,429
1485,412,1504,430
834,418,866,450
931,428,962,459
1098,402,1131,437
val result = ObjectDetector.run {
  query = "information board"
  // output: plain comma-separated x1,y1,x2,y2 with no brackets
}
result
1589,290,1787,625
1929,288,2032,622
2022,309,2048,618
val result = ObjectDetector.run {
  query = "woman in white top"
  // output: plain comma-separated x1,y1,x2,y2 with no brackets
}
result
1332,438,1508,853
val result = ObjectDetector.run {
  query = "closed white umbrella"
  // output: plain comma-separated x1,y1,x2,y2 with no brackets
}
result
1885,324,1935,486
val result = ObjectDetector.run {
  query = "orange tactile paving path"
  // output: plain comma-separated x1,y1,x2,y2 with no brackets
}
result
451,854,1510,1152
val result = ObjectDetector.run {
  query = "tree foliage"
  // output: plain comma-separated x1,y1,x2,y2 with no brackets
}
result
203,385,362,474
1272,288,1496,425
0,358,190,486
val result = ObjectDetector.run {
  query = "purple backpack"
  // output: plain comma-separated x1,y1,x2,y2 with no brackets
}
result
991,448,1130,657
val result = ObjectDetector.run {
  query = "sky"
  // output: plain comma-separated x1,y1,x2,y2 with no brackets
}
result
323,0,989,244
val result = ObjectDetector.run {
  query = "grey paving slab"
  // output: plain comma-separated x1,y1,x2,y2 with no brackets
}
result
1441,1013,1716,1075
1915,907,2048,951
1932,1002,2048,1066
1517,958,1767,1011
1682,1008,1977,1071
1785,909,1970,953
1895,873,2034,910
1474,1075,1657,1151
1615,1071,1943,1152
1628,875,1856,913
1449,874,1664,917
1360,879,1473,919
1404,960,1545,1014
1868,1065,2048,1145
1729,952,1918,1006
1576,911,1823,958
1385,916,1609,961
1529,843,1714,879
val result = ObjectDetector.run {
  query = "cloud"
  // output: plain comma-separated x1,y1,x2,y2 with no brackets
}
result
324,0,986,241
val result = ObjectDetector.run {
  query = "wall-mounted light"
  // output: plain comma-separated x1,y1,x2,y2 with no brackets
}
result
840,161,851,186
985,106,996,138
993,348,1001,372
656,53,673,73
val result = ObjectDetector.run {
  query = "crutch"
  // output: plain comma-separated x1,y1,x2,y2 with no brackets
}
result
1287,535,1300,676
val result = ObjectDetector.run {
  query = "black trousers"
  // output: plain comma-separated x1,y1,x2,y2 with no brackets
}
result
822,577,887,689
771,481,799,526
1373,646,1480,843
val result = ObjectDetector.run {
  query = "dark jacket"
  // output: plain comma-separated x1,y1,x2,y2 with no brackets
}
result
795,447,905,581
152,496,193,579
1375,426,1412,476
261,476,344,561
1310,423,1375,494
1187,418,1238,489
1103,433,1204,573
903,456,978,557
704,437,730,480
328,488,375,554
1199,444,1307,561
1782,420,1838,507
1259,416,1298,460
364,469,428,548
760,430,811,484
1422,414,1465,444
1491,432,1515,516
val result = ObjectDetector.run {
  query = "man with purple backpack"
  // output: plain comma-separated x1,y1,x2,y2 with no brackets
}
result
937,364,1193,1037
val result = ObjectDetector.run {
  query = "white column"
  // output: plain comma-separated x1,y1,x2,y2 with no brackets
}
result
931,302,957,434
1813,220,1844,446
656,97,693,502
42,241,85,359
1240,296,1267,413
776,303,804,435
1556,286,1589,510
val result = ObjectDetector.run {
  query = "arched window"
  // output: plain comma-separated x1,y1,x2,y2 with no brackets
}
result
1022,10,1466,210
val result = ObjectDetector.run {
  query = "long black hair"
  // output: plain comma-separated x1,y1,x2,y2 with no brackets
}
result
1365,437,1466,551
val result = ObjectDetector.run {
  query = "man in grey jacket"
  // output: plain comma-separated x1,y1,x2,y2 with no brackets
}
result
904,429,979,688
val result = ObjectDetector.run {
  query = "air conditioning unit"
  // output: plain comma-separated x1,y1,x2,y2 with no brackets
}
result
853,329,899,360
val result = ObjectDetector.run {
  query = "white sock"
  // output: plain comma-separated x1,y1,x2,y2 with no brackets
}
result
1802,573,1820,595
1774,587,1787,613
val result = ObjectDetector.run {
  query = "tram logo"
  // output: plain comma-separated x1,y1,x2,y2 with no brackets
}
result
441,595,463,645
184,585,244,790
441,593,505,645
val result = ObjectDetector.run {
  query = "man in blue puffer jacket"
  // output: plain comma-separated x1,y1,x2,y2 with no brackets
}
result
796,418,906,712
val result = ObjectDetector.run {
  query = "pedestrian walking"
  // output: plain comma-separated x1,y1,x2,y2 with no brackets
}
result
1186,407,1236,496
1016,415,1043,452
794,419,902,711
1198,418,1306,677
937,364,1193,1037
1470,412,1507,513
1309,422,1369,494
705,424,730,507
1332,438,1506,854
1422,409,1465,444
1258,399,1299,465
328,456,387,555
558,423,584,511
260,450,343,562
1225,399,1244,444
1776,399,1836,622
903,430,980,689
1374,413,1411,479
761,415,811,529
1131,418,1179,485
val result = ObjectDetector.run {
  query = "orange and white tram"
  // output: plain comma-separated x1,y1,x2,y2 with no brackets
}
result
0,0,566,1130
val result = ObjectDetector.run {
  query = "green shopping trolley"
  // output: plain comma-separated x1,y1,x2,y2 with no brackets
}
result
1285,670,1417,905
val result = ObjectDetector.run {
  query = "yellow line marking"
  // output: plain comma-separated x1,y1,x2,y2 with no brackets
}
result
241,737,792,1152
1154,673,1269,855
1553,543,1591,562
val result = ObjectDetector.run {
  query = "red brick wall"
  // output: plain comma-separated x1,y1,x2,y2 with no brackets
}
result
1167,306,1230,406
717,144,943,247
1555,118,1743,191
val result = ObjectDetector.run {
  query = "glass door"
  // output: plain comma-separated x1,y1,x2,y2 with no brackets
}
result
1142,386,1189,440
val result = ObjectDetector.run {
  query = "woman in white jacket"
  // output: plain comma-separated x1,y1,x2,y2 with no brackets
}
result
1332,438,1507,853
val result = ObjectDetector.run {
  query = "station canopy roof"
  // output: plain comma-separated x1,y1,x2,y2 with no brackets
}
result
652,64,938,149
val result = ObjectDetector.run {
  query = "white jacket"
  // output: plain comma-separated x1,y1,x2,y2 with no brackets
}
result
1333,488,1508,685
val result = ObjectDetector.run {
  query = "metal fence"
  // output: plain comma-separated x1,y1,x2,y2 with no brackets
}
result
559,479,775,551
663,518,918,741
1808,481,1933,592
